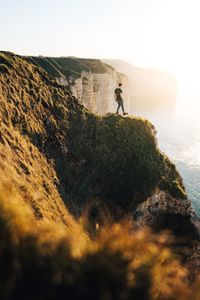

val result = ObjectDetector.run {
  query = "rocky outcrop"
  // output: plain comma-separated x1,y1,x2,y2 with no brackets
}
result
134,188,200,266
135,189,192,224
134,188,199,232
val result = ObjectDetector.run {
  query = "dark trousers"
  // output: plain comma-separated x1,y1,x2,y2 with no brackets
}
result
116,99,125,114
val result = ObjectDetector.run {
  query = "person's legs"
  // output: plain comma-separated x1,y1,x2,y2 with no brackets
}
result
116,101,120,113
121,100,128,115
116,99,128,115
121,100,125,114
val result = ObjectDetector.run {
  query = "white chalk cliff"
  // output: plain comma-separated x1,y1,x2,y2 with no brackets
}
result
60,67,131,114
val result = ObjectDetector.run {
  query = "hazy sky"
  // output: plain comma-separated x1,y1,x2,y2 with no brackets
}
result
1,0,200,77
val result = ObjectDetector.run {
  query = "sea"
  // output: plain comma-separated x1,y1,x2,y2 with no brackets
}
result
131,97,200,216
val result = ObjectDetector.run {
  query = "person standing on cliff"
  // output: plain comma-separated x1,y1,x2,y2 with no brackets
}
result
115,83,128,115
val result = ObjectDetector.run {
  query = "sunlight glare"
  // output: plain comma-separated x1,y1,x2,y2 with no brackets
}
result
126,0,200,116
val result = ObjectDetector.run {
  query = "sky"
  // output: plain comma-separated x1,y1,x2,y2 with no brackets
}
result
1,0,200,81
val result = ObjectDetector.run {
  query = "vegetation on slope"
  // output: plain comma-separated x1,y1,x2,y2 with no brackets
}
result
0,51,186,218
64,110,186,214
25,56,113,82
0,183,200,300
0,51,73,223
0,51,197,299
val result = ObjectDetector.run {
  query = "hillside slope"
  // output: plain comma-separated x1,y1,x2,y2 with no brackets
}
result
0,51,187,218
26,56,114,79
0,51,200,299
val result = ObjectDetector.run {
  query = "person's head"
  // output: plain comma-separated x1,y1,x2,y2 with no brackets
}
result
118,83,122,87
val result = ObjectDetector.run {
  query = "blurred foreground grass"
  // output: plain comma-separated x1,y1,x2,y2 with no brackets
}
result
0,182,199,300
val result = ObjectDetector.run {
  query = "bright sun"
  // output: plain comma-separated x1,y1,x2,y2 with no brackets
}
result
126,0,200,114
158,0,200,114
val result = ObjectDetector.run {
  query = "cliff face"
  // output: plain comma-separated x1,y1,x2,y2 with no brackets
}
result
70,67,130,114
26,56,131,114
135,189,200,252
